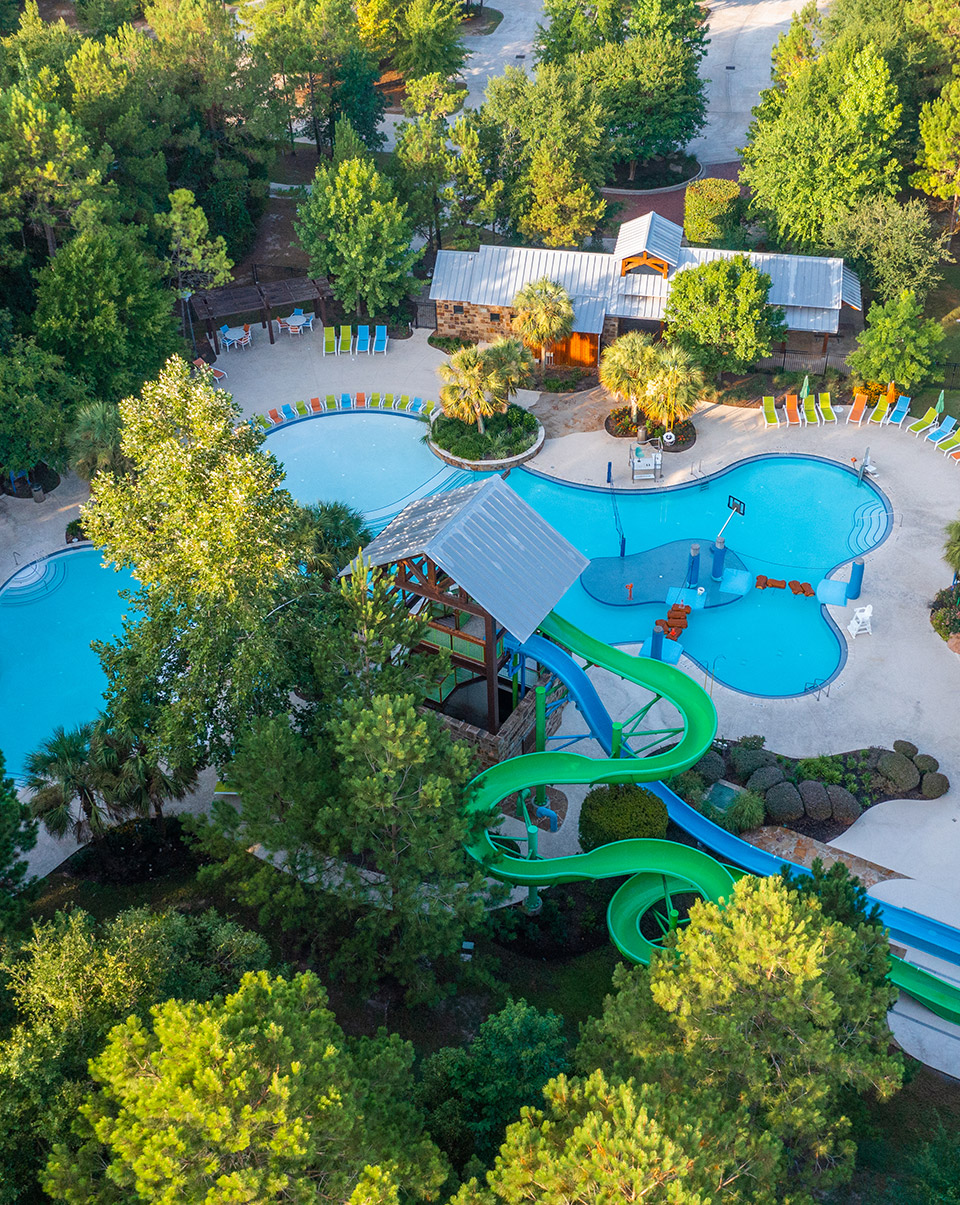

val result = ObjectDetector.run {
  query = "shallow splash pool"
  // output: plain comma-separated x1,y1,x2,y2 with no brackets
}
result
0,550,135,781
508,455,892,696
263,411,477,529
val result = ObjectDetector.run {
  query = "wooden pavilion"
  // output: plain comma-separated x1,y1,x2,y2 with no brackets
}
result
191,276,334,352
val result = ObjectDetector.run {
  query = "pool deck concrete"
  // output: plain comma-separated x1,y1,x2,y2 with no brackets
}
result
7,381,960,1072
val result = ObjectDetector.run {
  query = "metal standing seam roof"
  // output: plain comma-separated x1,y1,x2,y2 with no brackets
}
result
353,476,589,643
429,250,478,302
613,212,684,268
841,267,863,310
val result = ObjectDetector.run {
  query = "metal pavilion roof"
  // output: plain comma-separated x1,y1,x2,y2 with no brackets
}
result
613,212,684,267
429,214,862,337
354,476,589,643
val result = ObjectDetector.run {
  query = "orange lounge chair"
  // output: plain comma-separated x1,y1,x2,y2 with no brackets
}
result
755,575,768,589
846,392,868,425
268,408,283,424
355,392,366,407
309,397,322,413
768,578,786,589
950,447,960,464
785,394,801,426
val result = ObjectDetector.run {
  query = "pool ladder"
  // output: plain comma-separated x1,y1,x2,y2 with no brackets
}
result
803,678,831,700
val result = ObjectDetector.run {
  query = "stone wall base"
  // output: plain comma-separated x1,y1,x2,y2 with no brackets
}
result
432,677,566,772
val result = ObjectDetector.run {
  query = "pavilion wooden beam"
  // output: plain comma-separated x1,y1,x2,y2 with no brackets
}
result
620,252,670,278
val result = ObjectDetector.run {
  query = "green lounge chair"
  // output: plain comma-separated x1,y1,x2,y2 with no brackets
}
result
370,392,382,408
339,325,352,355
868,395,891,424
295,399,308,416
761,396,779,428
325,394,338,410
323,326,336,356
907,406,938,436
396,394,411,411
255,414,270,430
802,394,819,426
939,431,960,455
383,393,395,409
420,399,436,417
817,392,837,423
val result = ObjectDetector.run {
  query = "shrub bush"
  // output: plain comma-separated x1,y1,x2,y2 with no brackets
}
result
723,789,765,834
579,784,668,852
730,745,775,778
428,334,476,354
931,606,960,640
669,770,705,807
922,772,949,799
607,407,695,443
431,404,539,461
684,177,744,246
794,755,843,785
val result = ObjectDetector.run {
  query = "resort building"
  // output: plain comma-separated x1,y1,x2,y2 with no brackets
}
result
428,211,863,367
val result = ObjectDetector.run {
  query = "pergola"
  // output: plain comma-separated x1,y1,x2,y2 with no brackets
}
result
191,276,334,352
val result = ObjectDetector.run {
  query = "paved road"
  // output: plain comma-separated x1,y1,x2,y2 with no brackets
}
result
688,0,810,164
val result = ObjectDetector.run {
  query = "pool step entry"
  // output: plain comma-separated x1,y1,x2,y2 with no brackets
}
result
847,500,887,555
0,557,67,607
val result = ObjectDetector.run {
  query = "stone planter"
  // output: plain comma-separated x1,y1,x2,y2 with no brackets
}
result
428,422,545,472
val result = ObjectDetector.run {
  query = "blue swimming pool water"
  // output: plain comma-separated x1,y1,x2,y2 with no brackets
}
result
0,423,892,779
0,550,135,782
263,412,473,529
508,456,891,696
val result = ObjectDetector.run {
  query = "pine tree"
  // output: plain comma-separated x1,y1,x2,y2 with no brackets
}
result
0,750,36,935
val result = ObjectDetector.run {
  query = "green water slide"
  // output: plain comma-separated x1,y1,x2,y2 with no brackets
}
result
464,614,733,962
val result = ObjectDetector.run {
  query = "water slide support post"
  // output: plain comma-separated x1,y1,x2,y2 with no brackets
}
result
847,558,864,601
650,625,664,661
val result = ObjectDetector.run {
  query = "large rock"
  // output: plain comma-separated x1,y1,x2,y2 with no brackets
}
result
877,750,921,793
914,753,939,775
893,739,919,759
694,750,725,784
827,784,862,824
765,781,804,823
798,779,832,821
747,765,785,793
922,772,950,799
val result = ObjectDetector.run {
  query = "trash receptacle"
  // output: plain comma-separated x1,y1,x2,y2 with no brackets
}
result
31,483,44,503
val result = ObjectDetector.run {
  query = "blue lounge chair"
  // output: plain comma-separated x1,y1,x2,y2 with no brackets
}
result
340,392,352,409
356,325,371,354
409,397,424,413
281,403,297,421
927,415,957,445
373,325,387,354
887,395,911,426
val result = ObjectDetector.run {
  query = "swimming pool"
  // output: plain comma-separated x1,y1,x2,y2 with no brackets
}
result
263,411,478,530
508,455,891,696
0,550,135,782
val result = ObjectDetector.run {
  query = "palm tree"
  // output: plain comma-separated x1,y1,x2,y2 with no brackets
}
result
511,277,574,378
643,344,705,431
287,502,370,578
944,518,960,579
482,336,535,401
68,401,129,482
25,723,125,842
101,721,199,823
599,332,660,423
438,345,506,435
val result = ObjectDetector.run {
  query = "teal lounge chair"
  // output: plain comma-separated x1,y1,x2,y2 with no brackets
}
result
887,395,911,426
927,415,957,445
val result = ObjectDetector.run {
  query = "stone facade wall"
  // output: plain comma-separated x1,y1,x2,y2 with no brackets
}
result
437,300,515,345
601,314,620,349
432,678,567,771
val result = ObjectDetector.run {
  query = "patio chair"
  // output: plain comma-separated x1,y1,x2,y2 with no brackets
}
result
295,400,309,416
867,394,890,424
281,403,297,421
949,446,960,464
355,392,366,407
255,414,270,429
817,392,837,423
356,325,371,354
370,392,382,408
276,317,289,334
396,394,411,411
323,326,336,356
192,357,227,383
846,392,868,425
325,394,338,410
887,395,911,426
802,394,819,426
339,325,353,355
409,397,424,413
421,400,436,417
373,325,387,354
938,431,960,455
926,415,957,445
784,394,801,426
292,308,304,317
268,408,284,424
219,324,237,350
298,312,314,330
340,392,352,409
907,406,938,436
309,397,322,413
232,323,251,350
761,396,779,428
383,393,395,409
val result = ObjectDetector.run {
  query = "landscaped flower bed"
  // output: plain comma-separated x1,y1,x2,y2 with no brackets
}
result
604,407,696,451
430,405,540,462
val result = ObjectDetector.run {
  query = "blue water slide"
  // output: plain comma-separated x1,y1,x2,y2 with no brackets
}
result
511,630,960,968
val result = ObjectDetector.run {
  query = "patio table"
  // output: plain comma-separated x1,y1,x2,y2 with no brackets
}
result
224,326,248,348
283,315,311,333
